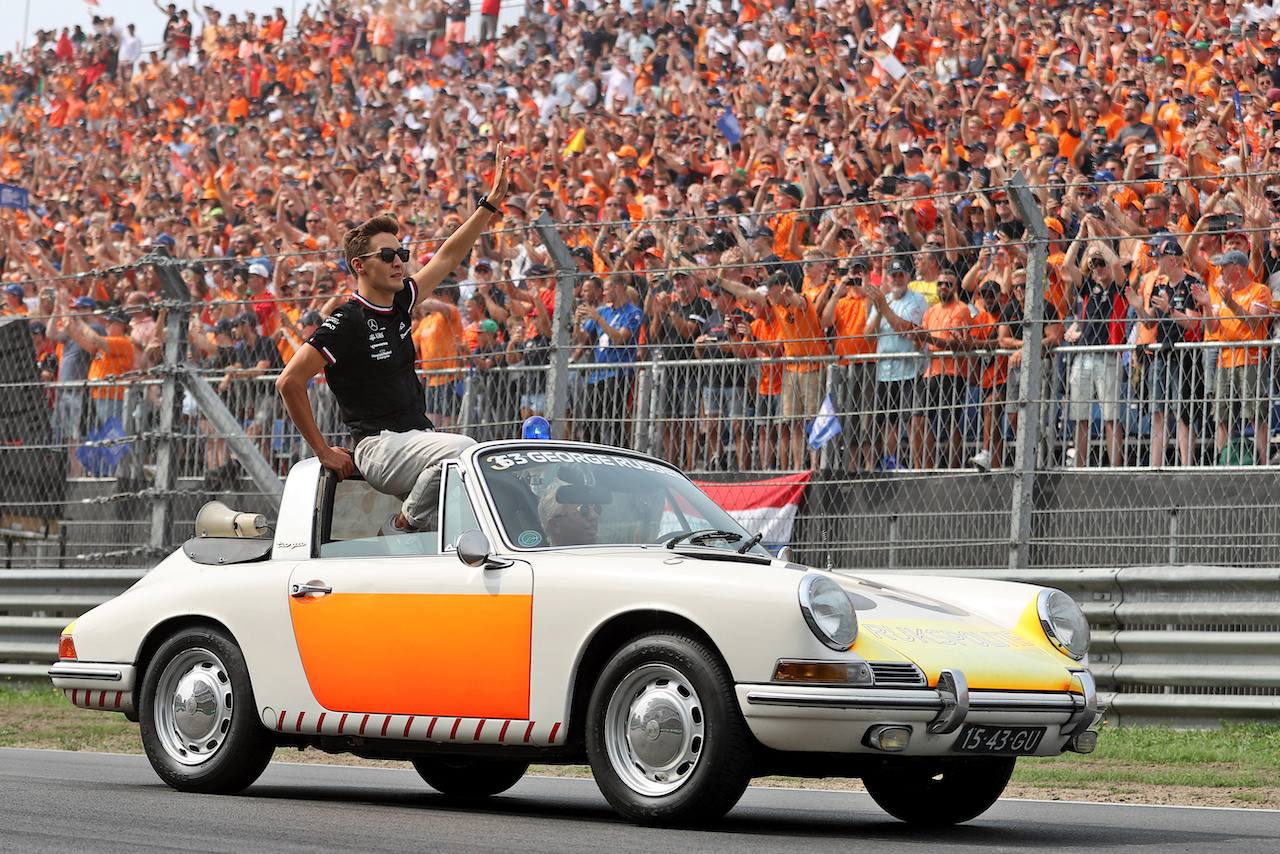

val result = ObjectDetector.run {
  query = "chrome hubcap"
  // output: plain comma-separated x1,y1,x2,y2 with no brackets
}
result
154,647,233,766
605,663,704,796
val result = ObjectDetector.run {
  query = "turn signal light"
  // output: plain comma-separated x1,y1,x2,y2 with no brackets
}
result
773,660,873,685
58,635,77,661
866,725,912,752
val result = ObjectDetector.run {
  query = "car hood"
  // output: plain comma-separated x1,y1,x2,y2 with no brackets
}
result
837,574,1076,692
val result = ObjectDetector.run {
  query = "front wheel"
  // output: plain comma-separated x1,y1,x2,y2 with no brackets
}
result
411,757,529,797
862,757,1016,826
585,632,753,827
138,627,274,794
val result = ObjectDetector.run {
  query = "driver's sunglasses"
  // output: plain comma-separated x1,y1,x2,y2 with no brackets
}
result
356,247,410,263
555,503,601,520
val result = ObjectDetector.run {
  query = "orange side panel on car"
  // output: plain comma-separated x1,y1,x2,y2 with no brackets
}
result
289,593,533,719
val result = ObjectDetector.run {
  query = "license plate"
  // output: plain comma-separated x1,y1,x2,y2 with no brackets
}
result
954,725,1046,755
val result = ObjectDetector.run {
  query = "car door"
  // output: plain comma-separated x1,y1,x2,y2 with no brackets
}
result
288,463,533,720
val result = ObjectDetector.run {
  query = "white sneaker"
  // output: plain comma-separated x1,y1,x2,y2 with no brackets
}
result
969,449,992,471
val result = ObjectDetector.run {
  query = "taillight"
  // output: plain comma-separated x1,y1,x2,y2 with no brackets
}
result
59,625,77,661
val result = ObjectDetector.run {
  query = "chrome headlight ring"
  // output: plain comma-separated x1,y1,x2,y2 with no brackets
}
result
1037,588,1090,660
798,574,858,651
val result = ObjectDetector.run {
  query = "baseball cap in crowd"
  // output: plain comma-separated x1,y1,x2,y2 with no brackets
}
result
473,258,492,270
234,311,258,327
705,282,724,295
821,183,843,196
848,258,871,272
248,262,271,279
103,310,130,326
478,319,499,334
527,263,554,276
672,267,695,279
1211,250,1250,267
1043,216,1065,235
880,210,900,221
718,194,745,212
3,283,23,298
72,296,97,309
153,233,176,248
299,310,322,326
504,195,527,212
109,222,129,233
752,225,775,240
214,318,235,334
29,320,47,336
1093,169,1117,183
887,258,911,275
906,173,933,190
775,182,803,202
1152,238,1184,257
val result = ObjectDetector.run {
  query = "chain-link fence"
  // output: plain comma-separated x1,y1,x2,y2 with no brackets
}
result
4,186,1280,573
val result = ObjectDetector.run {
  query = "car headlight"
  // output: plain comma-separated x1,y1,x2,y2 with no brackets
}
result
799,574,858,650
1037,588,1090,660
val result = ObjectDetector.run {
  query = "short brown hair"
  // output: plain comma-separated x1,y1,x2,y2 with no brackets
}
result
343,214,399,267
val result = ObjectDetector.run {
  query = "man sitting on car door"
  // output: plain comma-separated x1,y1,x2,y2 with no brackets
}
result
276,146,511,536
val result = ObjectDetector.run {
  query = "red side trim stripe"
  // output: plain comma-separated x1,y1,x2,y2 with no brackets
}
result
499,720,511,742
426,717,439,738
523,721,536,743
473,720,485,741
296,712,306,732
317,713,326,733
548,722,561,744
277,710,287,730
403,716,415,738
449,718,462,740
338,713,349,734
359,714,370,735
381,716,392,737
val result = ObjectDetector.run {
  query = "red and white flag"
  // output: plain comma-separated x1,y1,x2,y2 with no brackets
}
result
693,472,812,550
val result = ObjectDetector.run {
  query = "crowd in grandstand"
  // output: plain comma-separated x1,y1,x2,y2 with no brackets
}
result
5,1,1280,475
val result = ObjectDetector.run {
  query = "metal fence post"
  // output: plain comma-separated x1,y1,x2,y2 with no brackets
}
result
532,212,576,439
147,248,190,557
1006,174,1048,570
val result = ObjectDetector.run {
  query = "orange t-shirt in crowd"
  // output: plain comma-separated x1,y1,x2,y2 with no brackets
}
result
88,335,135,401
415,306,466,385
750,316,783,396
921,298,973,378
1209,280,1272,367
970,308,1007,389
772,295,828,372
829,293,875,363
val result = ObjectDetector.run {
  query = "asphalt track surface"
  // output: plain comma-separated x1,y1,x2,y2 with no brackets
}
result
3,748,1278,853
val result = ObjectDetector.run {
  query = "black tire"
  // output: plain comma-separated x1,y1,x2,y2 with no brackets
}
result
138,626,274,794
585,632,753,827
411,757,529,797
862,757,1016,826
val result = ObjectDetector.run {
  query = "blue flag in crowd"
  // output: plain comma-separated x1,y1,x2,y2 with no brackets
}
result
807,394,842,451
717,109,742,146
0,184,28,211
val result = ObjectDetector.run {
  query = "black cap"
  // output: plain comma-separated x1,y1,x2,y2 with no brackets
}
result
887,258,911,275
528,263,554,275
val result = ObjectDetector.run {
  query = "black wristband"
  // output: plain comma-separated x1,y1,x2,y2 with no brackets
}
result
476,196,498,213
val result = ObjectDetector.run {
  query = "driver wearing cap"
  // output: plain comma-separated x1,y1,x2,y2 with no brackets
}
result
538,479,603,546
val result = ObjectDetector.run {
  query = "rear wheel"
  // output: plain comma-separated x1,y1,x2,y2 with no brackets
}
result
585,632,752,827
411,757,529,797
138,627,274,794
862,757,1016,826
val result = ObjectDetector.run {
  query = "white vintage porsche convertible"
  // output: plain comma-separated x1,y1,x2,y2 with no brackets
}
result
50,439,1098,827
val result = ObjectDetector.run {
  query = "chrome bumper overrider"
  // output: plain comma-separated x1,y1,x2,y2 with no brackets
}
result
746,668,1099,735
47,662,124,681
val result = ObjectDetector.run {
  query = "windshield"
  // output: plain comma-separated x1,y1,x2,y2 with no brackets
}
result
476,445,771,556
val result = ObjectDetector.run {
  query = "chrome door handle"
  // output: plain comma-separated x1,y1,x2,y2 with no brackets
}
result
291,582,332,598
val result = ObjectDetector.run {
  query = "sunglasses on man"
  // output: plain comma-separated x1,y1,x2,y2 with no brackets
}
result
356,247,411,263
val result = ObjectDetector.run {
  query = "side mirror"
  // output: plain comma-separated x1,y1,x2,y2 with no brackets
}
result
455,528,513,570
777,545,792,563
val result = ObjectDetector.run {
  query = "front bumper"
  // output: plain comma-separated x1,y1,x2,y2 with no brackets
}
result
739,668,1099,756
48,661,138,715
